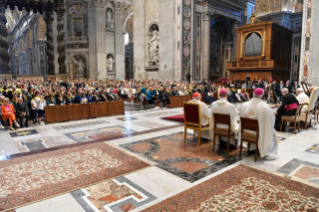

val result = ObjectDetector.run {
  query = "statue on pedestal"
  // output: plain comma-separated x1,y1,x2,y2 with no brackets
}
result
106,9,114,29
72,58,86,78
107,54,116,72
148,30,159,66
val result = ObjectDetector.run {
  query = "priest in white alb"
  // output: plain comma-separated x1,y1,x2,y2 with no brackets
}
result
209,89,240,149
240,88,278,160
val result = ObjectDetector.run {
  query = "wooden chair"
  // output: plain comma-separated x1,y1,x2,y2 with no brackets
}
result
239,117,259,162
183,103,210,146
300,87,319,129
280,103,307,134
311,101,319,124
212,113,233,153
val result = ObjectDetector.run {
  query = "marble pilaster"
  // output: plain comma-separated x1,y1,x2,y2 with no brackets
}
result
202,11,211,81
87,0,107,79
114,3,125,80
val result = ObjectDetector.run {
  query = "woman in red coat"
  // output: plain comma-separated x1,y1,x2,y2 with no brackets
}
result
1,98,20,131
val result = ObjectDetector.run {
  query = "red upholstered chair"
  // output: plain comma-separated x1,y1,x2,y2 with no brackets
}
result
183,103,210,146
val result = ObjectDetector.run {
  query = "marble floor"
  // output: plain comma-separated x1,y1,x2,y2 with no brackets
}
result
0,103,318,212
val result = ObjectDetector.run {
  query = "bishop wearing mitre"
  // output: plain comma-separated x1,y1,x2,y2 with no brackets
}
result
240,88,278,160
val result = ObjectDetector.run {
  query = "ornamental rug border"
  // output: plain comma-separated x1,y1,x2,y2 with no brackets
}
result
0,143,150,212
141,164,319,212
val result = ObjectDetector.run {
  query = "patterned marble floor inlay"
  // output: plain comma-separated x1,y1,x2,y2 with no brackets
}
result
117,116,137,121
65,126,134,143
141,165,319,212
277,159,319,185
142,110,183,118
71,176,156,212
0,142,149,211
53,121,109,131
121,132,242,182
135,121,165,129
306,143,319,154
10,129,38,137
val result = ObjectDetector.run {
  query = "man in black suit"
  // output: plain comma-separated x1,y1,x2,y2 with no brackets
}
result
292,81,300,94
275,88,299,131
15,98,30,128
271,81,279,103
171,86,179,96
284,80,293,93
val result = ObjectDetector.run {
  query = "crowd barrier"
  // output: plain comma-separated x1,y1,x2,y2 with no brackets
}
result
170,95,192,108
45,100,125,124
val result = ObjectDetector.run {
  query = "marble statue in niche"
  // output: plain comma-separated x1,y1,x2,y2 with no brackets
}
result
148,26,159,66
72,58,86,78
107,54,115,72
106,8,114,29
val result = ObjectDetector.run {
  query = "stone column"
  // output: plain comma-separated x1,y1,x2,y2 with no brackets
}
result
56,0,67,74
114,3,125,80
0,1,10,75
44,1,55,75
202,11,211,81
88,0,107,79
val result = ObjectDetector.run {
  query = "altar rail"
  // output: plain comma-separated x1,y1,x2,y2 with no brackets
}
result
45,100,124,124
170,95,192,108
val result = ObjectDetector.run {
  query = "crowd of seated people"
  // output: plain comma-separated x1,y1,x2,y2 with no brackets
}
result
0,77,308,131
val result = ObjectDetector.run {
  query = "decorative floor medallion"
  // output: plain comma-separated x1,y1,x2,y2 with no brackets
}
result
0,142,149,211
142,165,319,212
10,129,38,137
306,143,319,154
117,116,137,121
121,132,242,182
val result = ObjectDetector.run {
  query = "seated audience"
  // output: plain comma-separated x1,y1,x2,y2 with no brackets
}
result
15,97,30,128
1,98,20,130
0,96,4,129
275,88,299,131
240,88,278,160
210,89,240,148
93,90,101,102
64,91,74,105
37,95,46,125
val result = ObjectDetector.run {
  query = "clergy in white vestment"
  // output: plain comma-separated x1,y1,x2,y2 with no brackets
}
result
240,88,278,160
296,88,309,113
188,92,210,126
209,89,240,148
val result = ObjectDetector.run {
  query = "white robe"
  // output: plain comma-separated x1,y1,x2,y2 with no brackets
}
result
297,92,310,113
188,99,210,126
240,98,278,158
208,98,240,147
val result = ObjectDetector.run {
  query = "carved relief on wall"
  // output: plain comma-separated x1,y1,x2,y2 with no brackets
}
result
70,4,85,13
37,17,46,40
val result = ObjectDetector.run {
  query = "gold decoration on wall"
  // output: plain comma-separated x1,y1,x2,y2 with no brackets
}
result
29,30,32,48
248,13,260,25
37,17,46,40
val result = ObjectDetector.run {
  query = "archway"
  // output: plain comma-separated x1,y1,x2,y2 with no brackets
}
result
209,18,233,81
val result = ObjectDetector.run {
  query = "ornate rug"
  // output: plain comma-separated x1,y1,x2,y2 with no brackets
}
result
0,143,149,211
142,164,319,212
